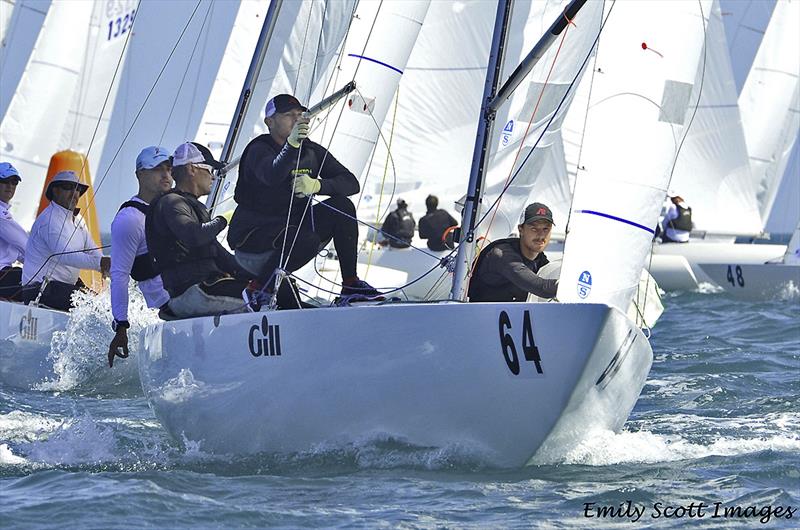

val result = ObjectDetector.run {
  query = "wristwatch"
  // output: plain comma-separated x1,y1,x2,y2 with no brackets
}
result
112,320,130,332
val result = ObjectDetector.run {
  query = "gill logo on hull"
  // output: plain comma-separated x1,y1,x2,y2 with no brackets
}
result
19,309,38,341
248,315,282,357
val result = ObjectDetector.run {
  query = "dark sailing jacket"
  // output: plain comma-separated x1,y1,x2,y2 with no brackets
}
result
381,207,415,248
419,209,458,251
228,134,359,253
468,237,555,302
146,190,242,297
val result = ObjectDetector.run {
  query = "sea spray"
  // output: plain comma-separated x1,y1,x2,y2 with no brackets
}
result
35,283,160,395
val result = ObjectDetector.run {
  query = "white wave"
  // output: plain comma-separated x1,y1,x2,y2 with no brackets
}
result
0,443,28,465
561,425,800,466
34,284,159,393
20,413,118,465
0,411,63,443
695,282,724,294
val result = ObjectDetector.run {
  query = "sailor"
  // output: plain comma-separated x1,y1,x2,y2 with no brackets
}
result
21,171,110,311
227,93,381,306
145,142,249,319
418,194,458,252
661,194,692,243
0,162,27,297
107,146,173,367
380,198,416,248
468,202,558,302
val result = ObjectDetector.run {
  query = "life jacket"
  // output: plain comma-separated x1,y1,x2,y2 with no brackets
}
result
145,190,219,273
668,204,692,232
384,208,415,247
467,238,548,302
117,201,159,281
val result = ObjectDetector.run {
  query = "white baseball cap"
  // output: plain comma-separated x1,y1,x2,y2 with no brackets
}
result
172,142,223,169
136,146,171,171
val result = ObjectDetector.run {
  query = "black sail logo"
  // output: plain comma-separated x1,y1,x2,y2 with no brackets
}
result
19,309,38,341
248,315,282,357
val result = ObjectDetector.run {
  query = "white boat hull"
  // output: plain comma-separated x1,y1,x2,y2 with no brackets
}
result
697,262,800,299
651,242,786,291
139,302,652,467
0,301,69,389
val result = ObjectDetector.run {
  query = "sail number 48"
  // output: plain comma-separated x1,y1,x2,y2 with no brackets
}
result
726,265,745,287
498,310,543,376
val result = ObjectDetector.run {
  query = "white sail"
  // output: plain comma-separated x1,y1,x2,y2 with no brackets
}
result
786,220,800,264
0,0,50,122
0,0,93,229
194,0,267,158
308,0,430,182
59,0,136,181
212,0,356,217
667,0,762,236
558,0,713,312
478,0,603,241
739,0,800,227
353,0,495,224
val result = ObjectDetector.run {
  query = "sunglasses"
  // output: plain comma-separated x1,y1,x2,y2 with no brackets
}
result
194,163,214,173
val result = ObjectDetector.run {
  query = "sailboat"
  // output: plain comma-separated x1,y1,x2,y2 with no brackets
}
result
0,0,135,390
698,221,800,299
645,0,798,291
137,0,709,466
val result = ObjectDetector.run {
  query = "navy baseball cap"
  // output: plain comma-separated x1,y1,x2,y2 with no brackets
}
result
265,94,307,118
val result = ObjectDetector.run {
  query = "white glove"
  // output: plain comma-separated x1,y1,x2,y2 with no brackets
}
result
287,118,310,148
293,174,321,197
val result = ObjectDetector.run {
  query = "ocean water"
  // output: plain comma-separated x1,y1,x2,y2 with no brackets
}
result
1,290,798,529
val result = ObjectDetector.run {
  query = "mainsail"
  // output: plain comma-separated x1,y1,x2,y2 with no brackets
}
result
667,0,762,237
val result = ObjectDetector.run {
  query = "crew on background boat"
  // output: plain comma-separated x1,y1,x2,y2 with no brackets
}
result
145,142,248,319
21,170,110,311
660,194,692,243
227,93,382,306
418,194,458,252
0,162,27,298
380,198,415,248
107,146,173,368
468,202,558,302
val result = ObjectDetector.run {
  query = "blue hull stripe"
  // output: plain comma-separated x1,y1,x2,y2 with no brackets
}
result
576,209,655,234
347,54,403,75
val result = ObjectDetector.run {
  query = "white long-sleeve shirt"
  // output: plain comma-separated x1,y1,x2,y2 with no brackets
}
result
110,196,169,321
22,202,103,285
0,200,27,268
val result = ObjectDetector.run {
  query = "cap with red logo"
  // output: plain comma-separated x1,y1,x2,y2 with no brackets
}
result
520,202,554,225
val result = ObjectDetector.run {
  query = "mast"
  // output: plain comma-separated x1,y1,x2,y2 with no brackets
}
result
206,0,284,210
450,0,588,300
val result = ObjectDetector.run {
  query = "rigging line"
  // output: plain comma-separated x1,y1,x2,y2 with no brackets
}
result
160,0,213,144
10,244,111,300
470,4,576,281
470,1,613,240
43,0,141,282
70,2,95,145
307,0,329,103
292,0,316,96
363,85,399,278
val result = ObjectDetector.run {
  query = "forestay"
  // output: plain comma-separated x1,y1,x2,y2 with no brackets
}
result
738,0,800,229
478,0,602,241
558,0,712,312
667,0,762,237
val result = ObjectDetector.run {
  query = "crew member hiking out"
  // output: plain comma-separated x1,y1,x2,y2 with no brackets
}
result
145,142,250,319
107,146,173,368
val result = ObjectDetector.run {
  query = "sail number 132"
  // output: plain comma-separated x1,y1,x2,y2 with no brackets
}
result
498,310,543,375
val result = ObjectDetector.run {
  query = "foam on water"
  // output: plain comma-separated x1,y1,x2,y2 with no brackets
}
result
34,285,159,395
0,443,27,465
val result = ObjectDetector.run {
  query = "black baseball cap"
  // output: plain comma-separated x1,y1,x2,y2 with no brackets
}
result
521,202,554,225
264,94,308,118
